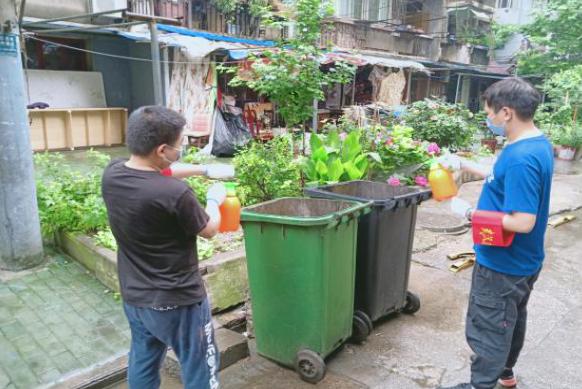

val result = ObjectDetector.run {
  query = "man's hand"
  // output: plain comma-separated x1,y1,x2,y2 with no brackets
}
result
437,154,462,171
206,183,227,206
450,197,474,220
438,154,492,180
205,164,235,179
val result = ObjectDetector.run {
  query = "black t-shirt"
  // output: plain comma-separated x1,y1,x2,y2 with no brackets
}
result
101,159,209,307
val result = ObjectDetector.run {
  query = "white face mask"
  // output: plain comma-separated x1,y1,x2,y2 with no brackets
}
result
163,145,184,165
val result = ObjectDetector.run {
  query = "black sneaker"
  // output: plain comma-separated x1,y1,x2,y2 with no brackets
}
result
437,384,473,389
498,368,517,388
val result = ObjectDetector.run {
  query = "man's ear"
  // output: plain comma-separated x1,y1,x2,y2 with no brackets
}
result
154,144,166,158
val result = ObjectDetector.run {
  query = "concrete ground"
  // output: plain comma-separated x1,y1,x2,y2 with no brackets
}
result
220,160,582,389
0,251,130,389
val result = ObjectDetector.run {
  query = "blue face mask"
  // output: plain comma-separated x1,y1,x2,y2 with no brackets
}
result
486,118,506,137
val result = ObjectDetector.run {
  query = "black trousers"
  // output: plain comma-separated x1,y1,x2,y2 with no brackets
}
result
466,262,540,389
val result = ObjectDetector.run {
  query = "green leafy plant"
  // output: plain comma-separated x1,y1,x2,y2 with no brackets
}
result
220,0,354,129
34,152,110,237
373,125,434,183
303,129,373,185
402,99,478,149
94,228,117,251
518,0,582,76
233,136,301,205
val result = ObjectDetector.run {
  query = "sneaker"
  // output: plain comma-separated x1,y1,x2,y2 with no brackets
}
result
498,368,517,388
437,384,473,389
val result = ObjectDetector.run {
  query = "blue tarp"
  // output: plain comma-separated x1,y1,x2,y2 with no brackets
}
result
156,24,276,47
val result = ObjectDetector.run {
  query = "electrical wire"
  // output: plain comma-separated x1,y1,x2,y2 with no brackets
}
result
25,32,536,75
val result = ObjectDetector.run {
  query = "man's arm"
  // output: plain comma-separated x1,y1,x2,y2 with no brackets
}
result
438,154,492,179
502,212,537,234
199,201,220,239
198,183,226,239
162,163,235,180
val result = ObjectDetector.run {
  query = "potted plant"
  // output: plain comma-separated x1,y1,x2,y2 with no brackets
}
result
553,124,582,161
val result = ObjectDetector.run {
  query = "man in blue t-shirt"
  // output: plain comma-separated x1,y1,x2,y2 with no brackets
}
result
438,78,554,389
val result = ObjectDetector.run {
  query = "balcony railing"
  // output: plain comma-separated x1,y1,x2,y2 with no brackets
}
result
127,0,261,37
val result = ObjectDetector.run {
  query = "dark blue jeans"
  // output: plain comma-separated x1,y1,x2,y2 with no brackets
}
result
123,298,220,389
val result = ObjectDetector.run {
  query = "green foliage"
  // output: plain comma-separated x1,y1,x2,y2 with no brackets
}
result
94,228,117,251
233,137,301,205
518,0,582,75
220,0,355,128
34,152,110,237
544,65,582,121
550,124,582,147
184,176,214,205
374,125,433,181
303,129,371,185
491,22,520,49
402,99,477,149
198,238,215,261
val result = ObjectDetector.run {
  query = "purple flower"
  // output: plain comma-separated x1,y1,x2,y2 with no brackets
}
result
427,142,441,155
415,176,428,187
339,132,347,141
387,176,401,186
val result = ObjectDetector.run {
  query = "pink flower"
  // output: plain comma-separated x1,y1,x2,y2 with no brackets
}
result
415,176,428,187
427,142,441,155
387,176,401,186
384,137,394,146
339,132,347,141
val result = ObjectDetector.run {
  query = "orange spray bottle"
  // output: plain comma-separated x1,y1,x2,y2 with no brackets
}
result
428,161,458,201
219,182,241,232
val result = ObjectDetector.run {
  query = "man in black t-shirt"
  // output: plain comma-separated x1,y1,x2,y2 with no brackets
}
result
102,106,225,389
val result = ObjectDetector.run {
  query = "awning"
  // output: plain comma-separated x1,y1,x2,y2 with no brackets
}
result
447,7,492,22
157,24,276,47
321,50,428,73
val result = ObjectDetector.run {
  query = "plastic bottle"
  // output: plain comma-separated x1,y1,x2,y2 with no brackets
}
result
219,182,241,232
428,162,458,201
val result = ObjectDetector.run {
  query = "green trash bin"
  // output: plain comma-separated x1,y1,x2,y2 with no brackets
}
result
241,198,370,384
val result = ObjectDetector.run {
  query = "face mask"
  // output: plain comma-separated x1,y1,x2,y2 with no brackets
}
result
163,145,183,165
486,117,506,137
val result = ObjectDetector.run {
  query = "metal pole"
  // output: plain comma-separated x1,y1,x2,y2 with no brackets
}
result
312,99,318,133
351,75,356,105
22,8,128,26
187,0,193,29
149,20,163,105
162,45,170,106
455,74,462,104
0,0,44,270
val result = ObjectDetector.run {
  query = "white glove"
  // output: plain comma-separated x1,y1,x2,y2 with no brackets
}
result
205,164,235,179
450,196,473,220
206,183,227,206
437,154,462,171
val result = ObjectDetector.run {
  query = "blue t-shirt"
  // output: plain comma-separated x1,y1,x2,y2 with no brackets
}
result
475,135,554,276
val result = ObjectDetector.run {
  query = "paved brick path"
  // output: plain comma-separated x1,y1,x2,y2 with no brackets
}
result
0,253,130,389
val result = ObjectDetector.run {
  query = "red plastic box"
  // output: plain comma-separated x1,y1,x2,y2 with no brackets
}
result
472,210,515,247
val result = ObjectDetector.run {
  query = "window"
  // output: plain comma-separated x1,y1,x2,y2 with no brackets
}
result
336,0,390,21
496,0,513,8
25,37,89,71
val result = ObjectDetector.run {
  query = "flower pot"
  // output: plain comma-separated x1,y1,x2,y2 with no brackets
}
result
481,138,497,154
557,145,577,161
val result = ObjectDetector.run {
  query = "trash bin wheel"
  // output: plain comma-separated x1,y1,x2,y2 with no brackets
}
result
351,313,371,343
354,310,374,334
295,349,326,384
402,291,421,314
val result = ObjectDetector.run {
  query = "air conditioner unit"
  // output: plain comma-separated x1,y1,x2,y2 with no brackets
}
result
91,0,127,19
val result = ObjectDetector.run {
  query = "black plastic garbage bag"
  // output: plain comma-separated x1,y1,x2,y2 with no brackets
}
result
211,109,252,157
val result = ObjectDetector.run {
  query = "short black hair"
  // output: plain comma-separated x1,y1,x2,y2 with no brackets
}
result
126,106,186,156
482,77,541,120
